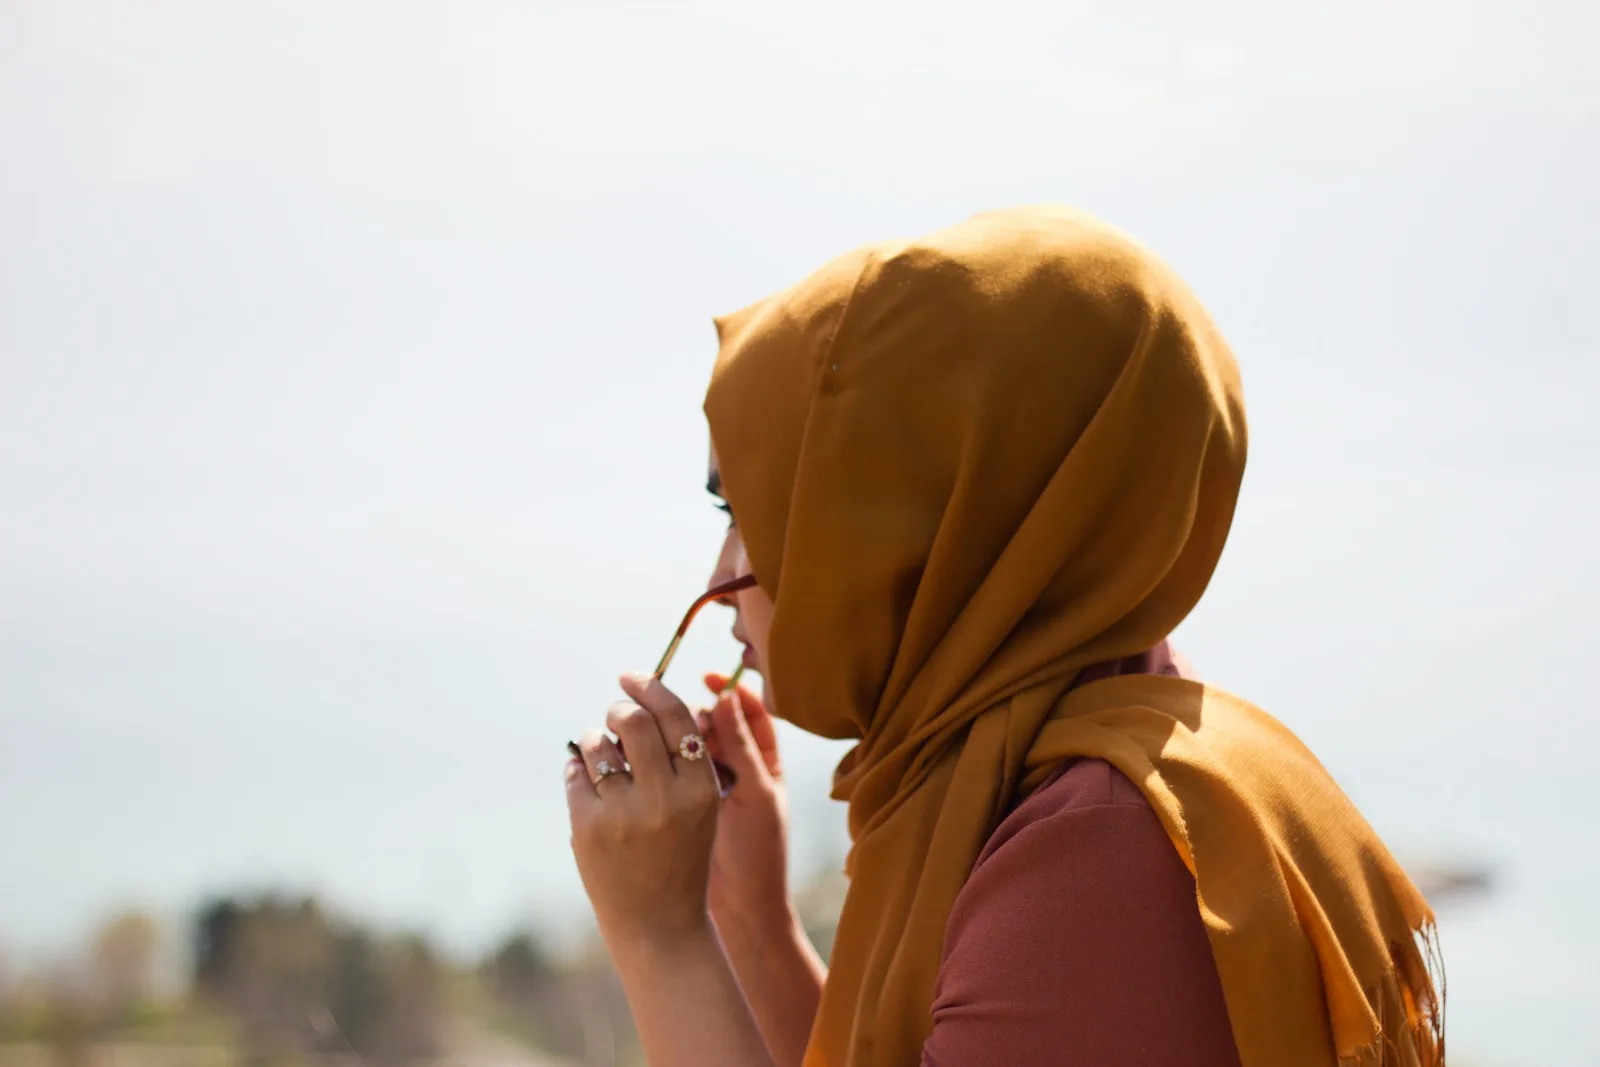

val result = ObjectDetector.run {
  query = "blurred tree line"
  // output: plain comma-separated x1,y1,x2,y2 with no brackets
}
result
191,895,446,1065
0,855,1490,1067
0,863,849,1067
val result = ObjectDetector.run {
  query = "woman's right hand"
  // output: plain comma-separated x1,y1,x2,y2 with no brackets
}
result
699,673,794,938
699,674,828,1067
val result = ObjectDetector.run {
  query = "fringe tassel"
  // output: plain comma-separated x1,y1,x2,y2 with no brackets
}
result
1336,920,1446,1067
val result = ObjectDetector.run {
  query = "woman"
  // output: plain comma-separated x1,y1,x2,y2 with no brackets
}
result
564,207,1442,1067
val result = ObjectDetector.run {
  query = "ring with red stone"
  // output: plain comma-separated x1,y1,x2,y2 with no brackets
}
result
677,733,708,762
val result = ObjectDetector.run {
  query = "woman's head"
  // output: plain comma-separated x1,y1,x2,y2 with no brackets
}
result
702,207,1246,747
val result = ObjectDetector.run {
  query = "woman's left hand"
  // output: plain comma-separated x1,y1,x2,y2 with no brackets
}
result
566,672,722,951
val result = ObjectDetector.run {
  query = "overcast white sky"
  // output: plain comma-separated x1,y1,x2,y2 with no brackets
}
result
2,2,1596,1061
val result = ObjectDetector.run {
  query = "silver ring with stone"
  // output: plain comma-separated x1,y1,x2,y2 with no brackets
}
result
677,734,708,762
594,759,623,784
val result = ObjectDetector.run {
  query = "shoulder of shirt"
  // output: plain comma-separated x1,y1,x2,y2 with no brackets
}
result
975,757,1155,863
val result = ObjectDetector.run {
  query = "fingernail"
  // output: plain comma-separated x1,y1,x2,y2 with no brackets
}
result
566,740,581,757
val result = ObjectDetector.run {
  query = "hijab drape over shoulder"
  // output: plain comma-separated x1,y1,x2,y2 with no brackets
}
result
704,207,1441,1067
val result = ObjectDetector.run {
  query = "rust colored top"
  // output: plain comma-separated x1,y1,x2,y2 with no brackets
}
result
921,645,1243,1066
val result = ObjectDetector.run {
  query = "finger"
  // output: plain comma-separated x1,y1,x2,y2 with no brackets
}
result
606,700,672,780
739,690,782,777
575,729,629,790
564,756,596,812
707,688,767,787
695,708,727,760
693,708,739,795
619,672,707,776
704,671,767,723
706,672,782,779
705,671,744,696
696,705,737,762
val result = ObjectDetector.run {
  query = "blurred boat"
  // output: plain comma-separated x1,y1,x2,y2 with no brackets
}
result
1409,860,1495,904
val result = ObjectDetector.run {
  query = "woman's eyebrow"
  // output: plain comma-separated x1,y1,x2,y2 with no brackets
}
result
706,470,724,498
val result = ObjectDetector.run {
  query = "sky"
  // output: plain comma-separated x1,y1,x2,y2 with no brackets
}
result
1,2,1597,1063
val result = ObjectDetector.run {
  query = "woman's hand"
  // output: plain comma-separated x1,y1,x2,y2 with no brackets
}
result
566,672,721,951
698,674,826,1067
698,673,793,937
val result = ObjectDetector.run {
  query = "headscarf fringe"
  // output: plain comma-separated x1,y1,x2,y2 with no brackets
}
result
1340,920,1446,1067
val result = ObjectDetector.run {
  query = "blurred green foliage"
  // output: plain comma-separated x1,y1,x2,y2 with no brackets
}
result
0,860,847,1066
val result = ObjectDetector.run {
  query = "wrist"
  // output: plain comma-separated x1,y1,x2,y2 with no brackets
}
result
713,896,806,958
600,907,718,965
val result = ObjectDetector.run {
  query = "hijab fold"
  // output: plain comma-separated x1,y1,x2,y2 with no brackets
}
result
704,206,1441,1067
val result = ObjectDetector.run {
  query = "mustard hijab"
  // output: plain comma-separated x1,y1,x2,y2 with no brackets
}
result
704,207,1441,1067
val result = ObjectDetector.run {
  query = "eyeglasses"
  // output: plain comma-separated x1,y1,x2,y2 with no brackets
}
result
568,573,758,795
653,573,758,682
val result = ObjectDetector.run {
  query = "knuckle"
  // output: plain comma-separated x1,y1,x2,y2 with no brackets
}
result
674,778,718,816
607,701,650,732
652,687,689,719
598,806,635,840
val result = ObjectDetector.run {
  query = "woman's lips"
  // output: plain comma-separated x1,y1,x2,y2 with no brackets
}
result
741,644,759,670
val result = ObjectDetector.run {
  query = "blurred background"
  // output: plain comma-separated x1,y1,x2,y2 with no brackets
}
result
1,2,1594,1065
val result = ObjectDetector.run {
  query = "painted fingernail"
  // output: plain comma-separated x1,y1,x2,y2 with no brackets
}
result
566,740,581,758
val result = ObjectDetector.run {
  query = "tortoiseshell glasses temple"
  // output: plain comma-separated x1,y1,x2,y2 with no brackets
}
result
653,573,759,680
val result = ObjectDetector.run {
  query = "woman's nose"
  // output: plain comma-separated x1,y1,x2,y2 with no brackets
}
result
709,530,742,601
708,567,740,607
